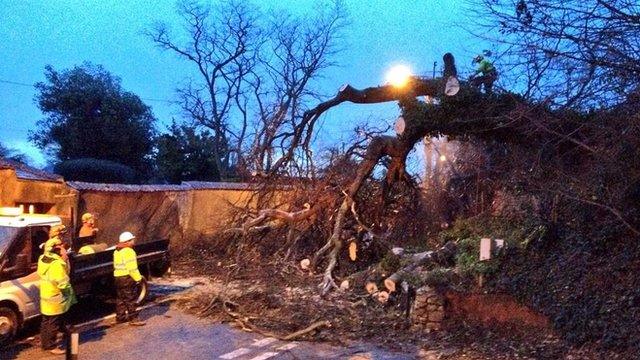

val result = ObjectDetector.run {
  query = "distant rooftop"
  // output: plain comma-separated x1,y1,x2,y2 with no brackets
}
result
0,158,63,182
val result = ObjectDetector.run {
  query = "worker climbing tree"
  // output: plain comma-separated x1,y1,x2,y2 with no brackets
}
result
470,50,498,94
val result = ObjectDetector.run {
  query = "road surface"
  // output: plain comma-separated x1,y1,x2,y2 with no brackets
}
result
2,281,416,360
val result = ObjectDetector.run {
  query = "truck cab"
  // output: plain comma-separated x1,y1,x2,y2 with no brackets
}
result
0,207,171,346
0,207,62,346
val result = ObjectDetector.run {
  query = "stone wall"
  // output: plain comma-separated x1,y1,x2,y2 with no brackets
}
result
73,184,272,248
411,287,550,333
183,188,257,241
411,286,446,332
76,190,186,246
1,165,272,248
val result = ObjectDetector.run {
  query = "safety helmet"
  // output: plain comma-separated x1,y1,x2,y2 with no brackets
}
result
119,231,136,243
49,224,67,238
473,54,484,64
42,237,63,252
81,212,94,222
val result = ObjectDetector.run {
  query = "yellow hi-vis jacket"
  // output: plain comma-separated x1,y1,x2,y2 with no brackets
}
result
37,253,77,316
113,247,142,282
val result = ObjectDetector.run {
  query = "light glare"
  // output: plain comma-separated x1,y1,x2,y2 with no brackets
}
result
386,65,412,87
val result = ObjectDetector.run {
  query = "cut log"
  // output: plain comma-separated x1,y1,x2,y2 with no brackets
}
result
377,291,390,304
384,274,401,293
365,282,378,294
340,280,350,291
348,241,357,261
300,258,311,270
384,242,457,292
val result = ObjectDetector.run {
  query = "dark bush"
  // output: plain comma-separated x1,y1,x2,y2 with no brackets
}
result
54,158,139,183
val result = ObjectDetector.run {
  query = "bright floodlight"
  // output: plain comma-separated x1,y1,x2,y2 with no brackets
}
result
386,65,412,87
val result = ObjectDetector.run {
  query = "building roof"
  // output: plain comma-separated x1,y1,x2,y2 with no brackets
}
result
66,181,260,192
0,158,63,182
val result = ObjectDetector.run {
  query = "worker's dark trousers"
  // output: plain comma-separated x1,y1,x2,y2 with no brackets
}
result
471,72,497,94
41,312,68,350
115,276,139,322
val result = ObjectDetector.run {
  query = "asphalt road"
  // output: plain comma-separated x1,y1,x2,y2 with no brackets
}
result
1,282,416,360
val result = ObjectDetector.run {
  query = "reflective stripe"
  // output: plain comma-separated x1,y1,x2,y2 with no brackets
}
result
41,293,63,302
114,259,136,267
43,273,69,284
113,248,142,281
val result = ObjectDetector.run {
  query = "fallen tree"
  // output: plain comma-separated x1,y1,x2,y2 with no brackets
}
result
227,50,640,298
384,241,457,293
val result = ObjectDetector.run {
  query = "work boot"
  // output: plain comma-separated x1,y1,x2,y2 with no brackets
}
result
128,319,146,326
49,347,66,355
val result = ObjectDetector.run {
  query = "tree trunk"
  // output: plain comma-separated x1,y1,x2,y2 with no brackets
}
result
384,242,457,292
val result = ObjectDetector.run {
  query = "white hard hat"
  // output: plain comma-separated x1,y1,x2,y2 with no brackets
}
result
119,231,136,243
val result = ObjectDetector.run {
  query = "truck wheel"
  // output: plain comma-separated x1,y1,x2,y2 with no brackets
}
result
0,307,18,347
135,277,148,305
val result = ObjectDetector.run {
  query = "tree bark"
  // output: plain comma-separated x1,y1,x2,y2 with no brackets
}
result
384,242,457,292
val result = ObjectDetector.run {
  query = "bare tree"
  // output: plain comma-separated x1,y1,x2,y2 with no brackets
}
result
148,0,346,179
148,0,260,179
468,0,640,108
243,2,346,177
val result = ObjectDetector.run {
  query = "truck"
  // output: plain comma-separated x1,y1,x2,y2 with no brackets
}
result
0,208,170,345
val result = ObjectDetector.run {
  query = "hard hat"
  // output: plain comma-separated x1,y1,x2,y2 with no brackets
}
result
119,231,136,243
473,54,484,63
49,224,67,238
81,213,94,222
42,237,63,252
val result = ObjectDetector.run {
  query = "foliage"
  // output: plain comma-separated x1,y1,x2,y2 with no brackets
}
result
54,158,138,184
421,267,455,287
30,63,157,175
378,252,401,274
455,238,500,278
154,122,226,183
0,142,29,164
410,83,640,350
496,225,640,351
447,214,545,242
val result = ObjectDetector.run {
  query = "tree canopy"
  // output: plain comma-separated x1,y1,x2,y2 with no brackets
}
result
30,63,157,176
0,142,28,164
54,158,138,184
154,122,227,184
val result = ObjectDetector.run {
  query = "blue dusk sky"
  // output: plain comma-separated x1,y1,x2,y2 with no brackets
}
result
0,0,485,173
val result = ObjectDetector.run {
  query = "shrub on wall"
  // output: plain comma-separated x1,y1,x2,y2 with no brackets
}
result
54,158,139,183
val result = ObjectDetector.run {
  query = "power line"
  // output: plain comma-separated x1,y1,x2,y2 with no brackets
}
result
0,79,33,87
0,78,173,103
